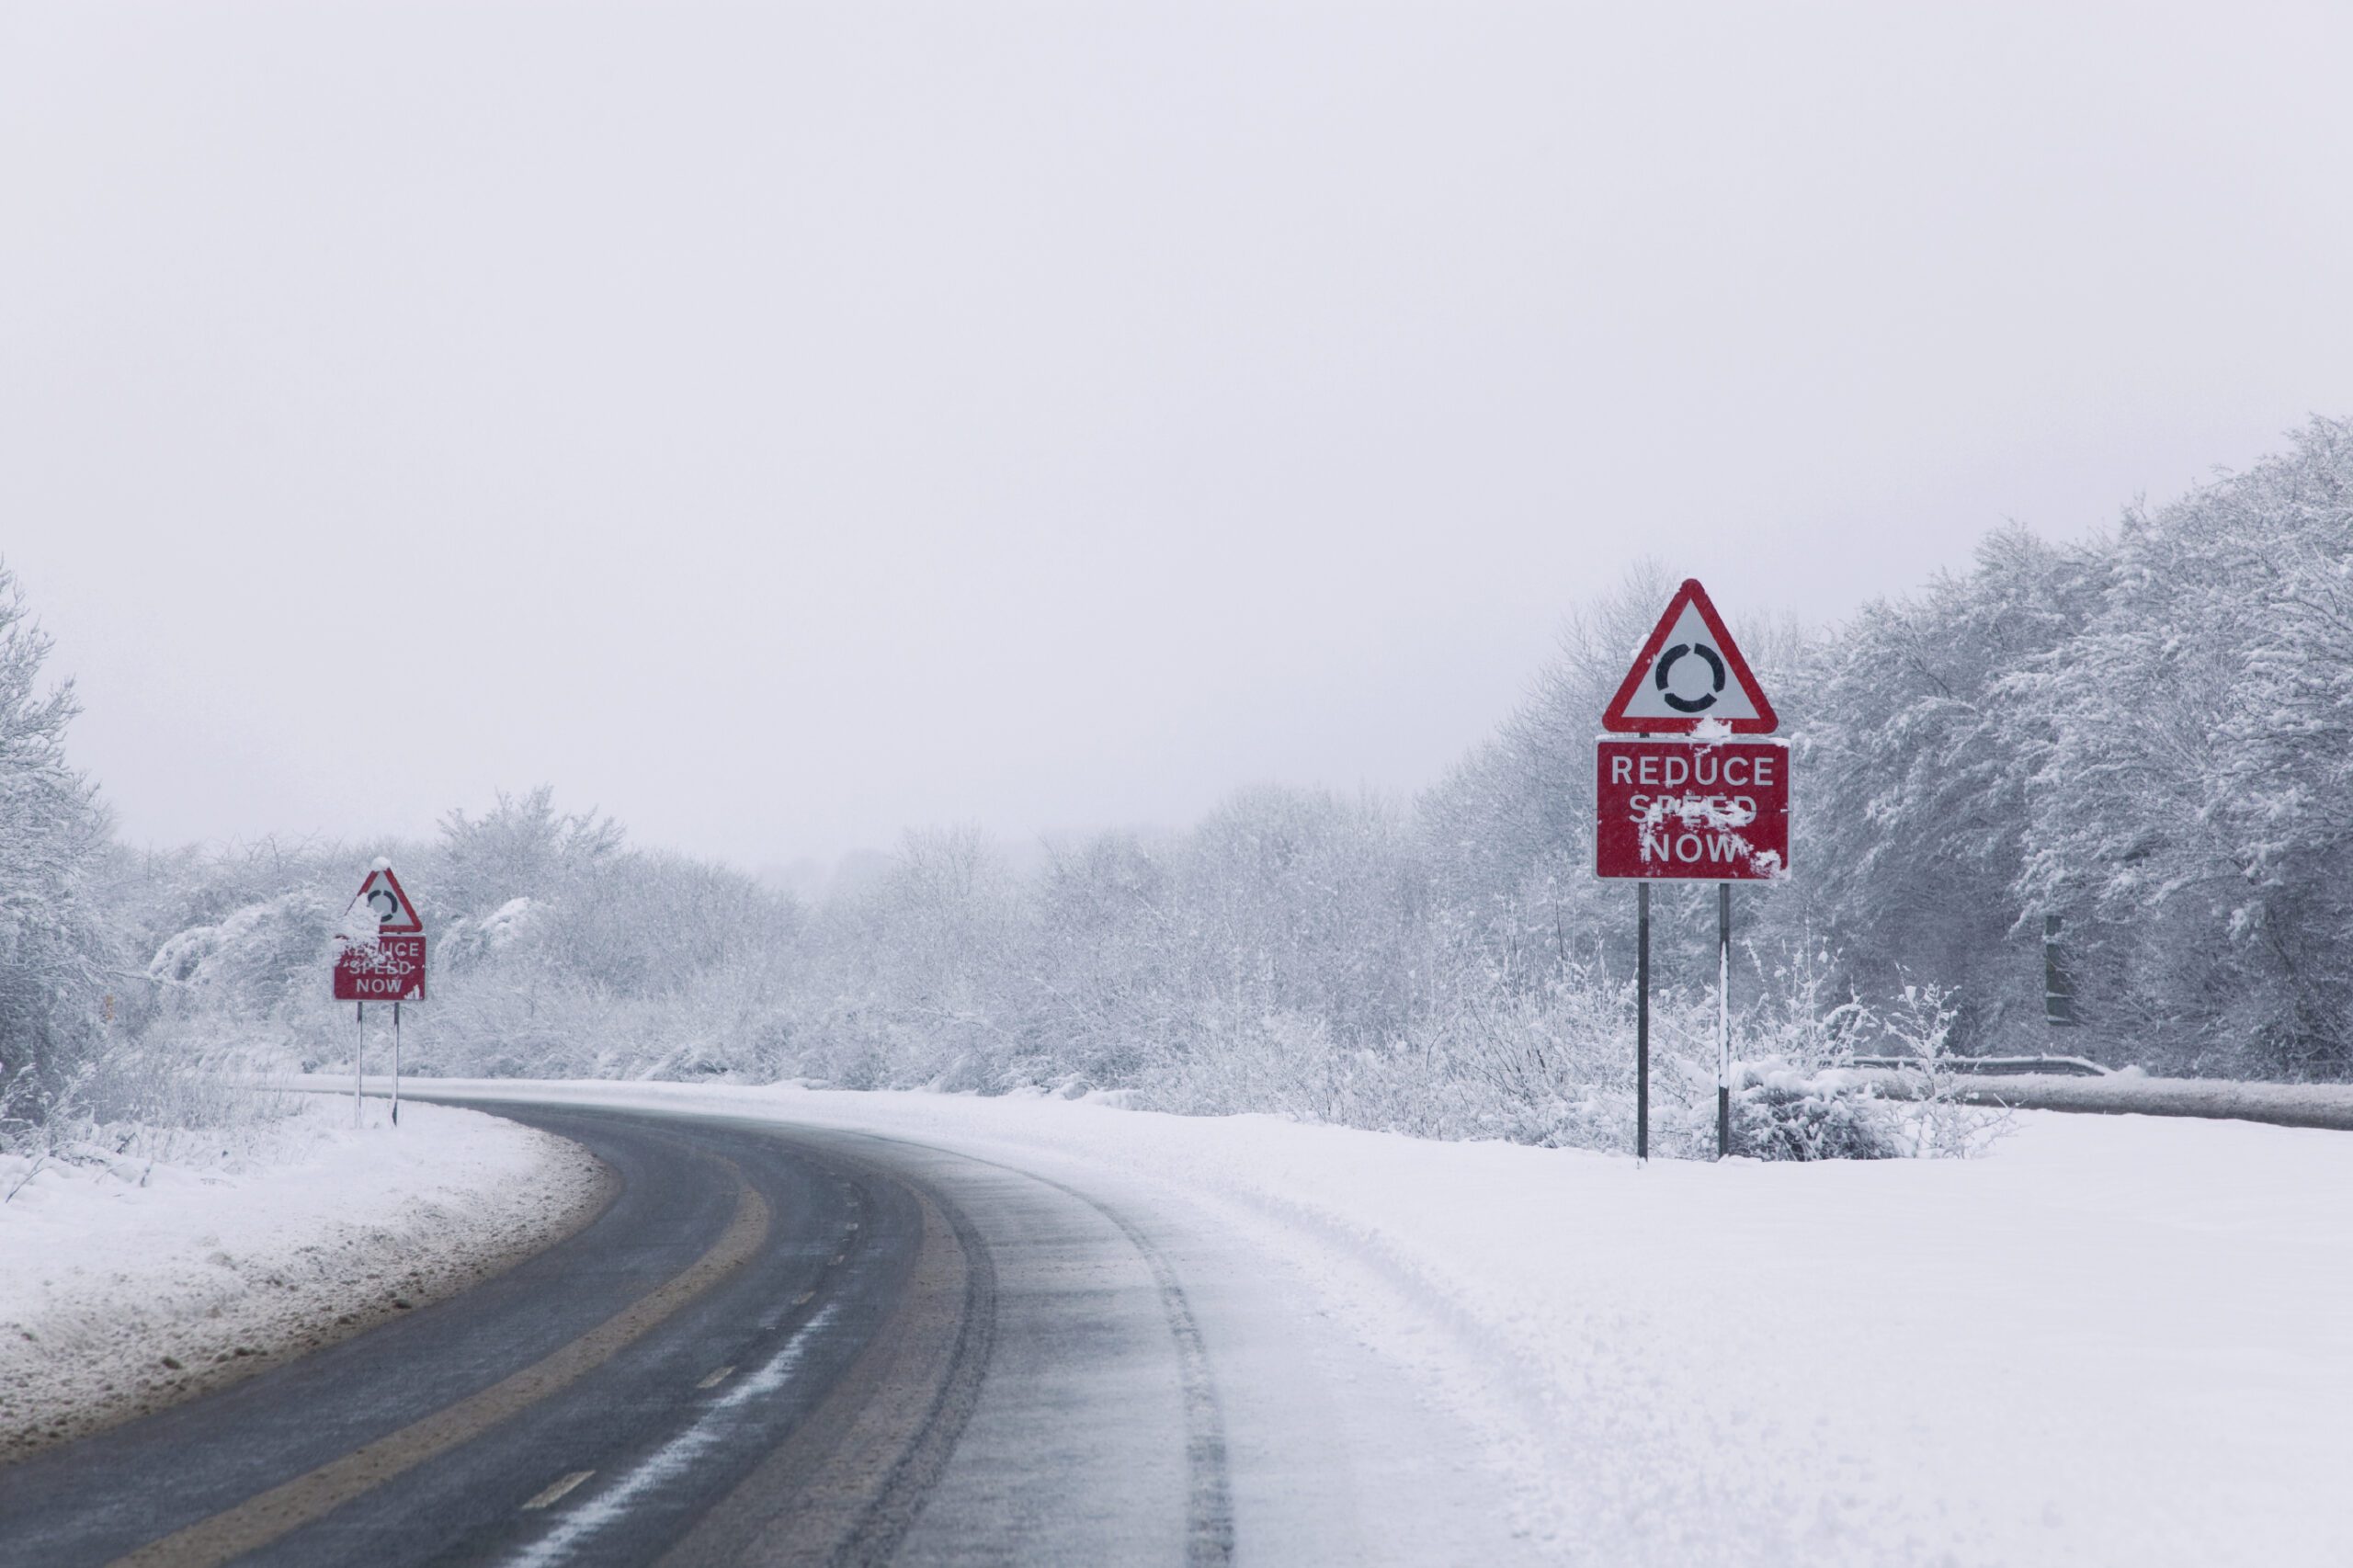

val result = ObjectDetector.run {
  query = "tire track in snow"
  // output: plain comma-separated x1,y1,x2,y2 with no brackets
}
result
838,1131,1236,1568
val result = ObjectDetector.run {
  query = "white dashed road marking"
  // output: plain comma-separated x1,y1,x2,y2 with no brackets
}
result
522,1471,595,1512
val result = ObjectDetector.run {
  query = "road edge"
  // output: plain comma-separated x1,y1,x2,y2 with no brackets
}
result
0,1108,616,1466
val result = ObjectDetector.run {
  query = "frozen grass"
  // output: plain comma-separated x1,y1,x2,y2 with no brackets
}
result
1129,976,2002,1161
1,1036,311,1192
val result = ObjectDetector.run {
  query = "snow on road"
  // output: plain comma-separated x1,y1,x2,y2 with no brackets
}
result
423,1079,2353,1568
0,1096,605,1459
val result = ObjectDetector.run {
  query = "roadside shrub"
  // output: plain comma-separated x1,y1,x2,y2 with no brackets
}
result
1730,1062,1905,1160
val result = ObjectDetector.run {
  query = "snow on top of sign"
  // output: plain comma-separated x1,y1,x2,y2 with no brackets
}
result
371,856,392,871
1629,790,1787,877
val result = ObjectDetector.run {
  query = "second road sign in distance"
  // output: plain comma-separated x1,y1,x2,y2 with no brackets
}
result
333,861,428,1001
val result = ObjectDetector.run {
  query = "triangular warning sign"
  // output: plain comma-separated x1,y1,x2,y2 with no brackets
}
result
1600,579,1778,734
346,865,425,934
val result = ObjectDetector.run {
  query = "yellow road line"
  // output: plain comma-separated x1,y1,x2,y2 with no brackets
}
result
109,1168,771,1568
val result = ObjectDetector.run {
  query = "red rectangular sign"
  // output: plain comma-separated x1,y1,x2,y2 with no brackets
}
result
333,935,427,1002
1596,738,1790,881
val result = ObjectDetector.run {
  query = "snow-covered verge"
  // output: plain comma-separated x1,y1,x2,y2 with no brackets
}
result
0,1097,607,1460
425,1078,2352,1568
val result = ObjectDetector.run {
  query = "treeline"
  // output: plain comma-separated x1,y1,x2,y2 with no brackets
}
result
4,418,2349,1160
1802,415,2353,1076
780,414,2353,1098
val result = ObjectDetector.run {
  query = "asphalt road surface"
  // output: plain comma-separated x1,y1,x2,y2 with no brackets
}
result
0,1099,1245,1568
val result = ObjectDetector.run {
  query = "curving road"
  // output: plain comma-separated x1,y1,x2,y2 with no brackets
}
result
0,1099,1246,1568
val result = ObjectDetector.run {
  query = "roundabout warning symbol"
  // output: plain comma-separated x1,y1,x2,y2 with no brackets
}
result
347,866,423,934
1600,579,1778,733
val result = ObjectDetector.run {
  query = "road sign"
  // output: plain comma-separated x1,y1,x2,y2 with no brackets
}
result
334,861,426,1001
1600,579,1778,733
1595,738,1790,881
335,862,426,1128
347,865,424,934
334,934,427,1001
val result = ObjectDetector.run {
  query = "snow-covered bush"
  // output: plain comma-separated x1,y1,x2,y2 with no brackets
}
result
145,891,338,1020
2,1028,303,1177
1722,1062,1901,1160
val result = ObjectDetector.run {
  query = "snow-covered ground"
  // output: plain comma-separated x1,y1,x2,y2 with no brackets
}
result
0,1096,605,1458
420,1079,2353,1568
7,1076,2343,1564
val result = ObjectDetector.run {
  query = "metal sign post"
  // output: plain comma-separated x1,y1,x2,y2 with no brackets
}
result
353,1002,365,1128
1637,883,1650,1163
392,1001,402,1127
1718,883,1732,1159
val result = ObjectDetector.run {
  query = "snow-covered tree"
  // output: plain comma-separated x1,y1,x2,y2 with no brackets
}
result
1416,563,1675,984
1027,828,1181,1084
431,786,625,922
0,562,117,1120
1793,528,2109,1047
2013,417,2353,1074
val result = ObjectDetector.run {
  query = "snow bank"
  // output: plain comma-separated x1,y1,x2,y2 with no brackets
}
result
426,1079,2353,1568
0,1097,605,1459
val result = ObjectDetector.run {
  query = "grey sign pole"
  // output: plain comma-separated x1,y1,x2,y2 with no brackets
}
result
1637,881,1650,1164
1717,882,1732,1159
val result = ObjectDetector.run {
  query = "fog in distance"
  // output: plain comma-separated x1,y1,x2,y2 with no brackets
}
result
6,3,2349,868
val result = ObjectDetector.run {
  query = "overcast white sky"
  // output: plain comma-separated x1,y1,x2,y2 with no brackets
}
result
6,3,2351,869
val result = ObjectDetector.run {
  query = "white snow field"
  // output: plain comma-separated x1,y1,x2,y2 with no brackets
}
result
0,1096,605,1458
418,1080,2352,1568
